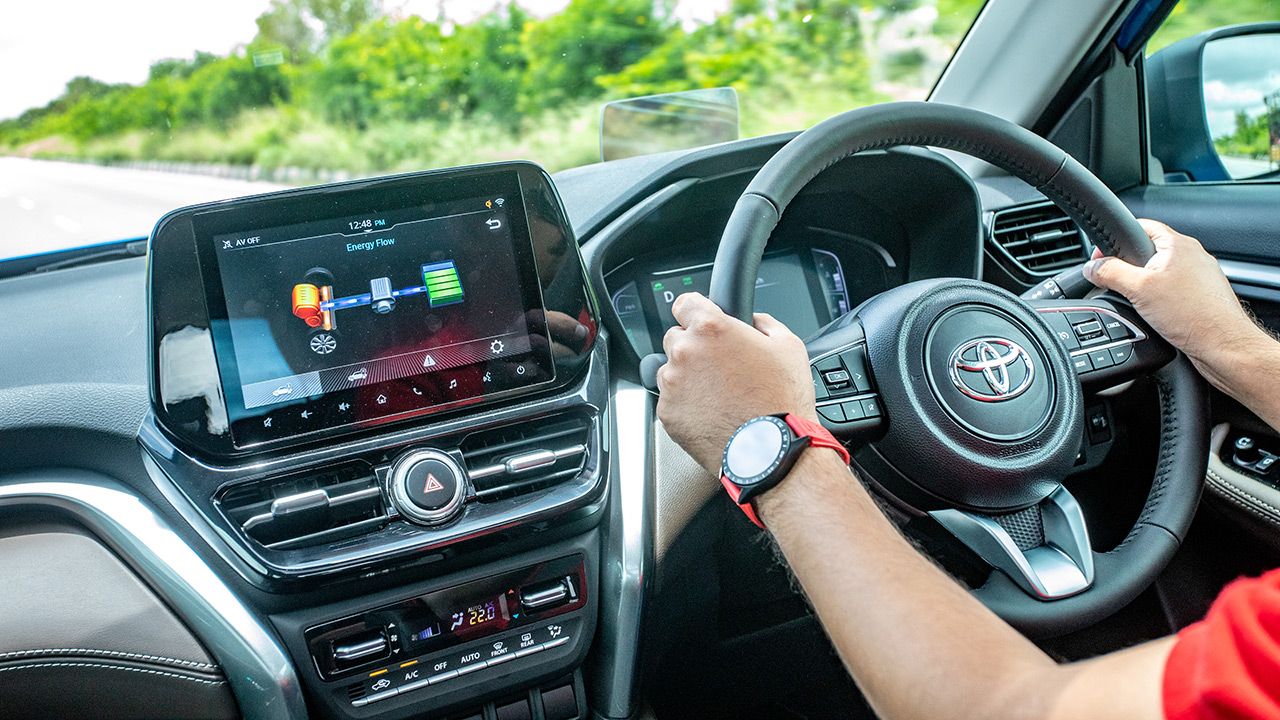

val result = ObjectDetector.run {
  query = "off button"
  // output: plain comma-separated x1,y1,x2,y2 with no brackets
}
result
389,449,466,525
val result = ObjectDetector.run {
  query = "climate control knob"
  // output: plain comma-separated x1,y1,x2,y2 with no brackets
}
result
389,449,467,525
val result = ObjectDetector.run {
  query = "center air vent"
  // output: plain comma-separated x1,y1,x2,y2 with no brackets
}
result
460,414,591,502
990,201,1089,275
219,463,388,550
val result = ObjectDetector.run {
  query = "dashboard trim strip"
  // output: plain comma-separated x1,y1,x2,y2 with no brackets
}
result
1222,259,1280,291
0,472,306,720
589,381,653,718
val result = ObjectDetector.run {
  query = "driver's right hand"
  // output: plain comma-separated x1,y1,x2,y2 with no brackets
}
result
1083,219,1269,378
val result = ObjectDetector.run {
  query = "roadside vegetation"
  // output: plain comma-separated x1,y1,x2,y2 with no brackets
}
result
0,0,1271,175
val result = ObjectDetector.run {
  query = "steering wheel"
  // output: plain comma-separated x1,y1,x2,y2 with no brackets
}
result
644,102,1209,638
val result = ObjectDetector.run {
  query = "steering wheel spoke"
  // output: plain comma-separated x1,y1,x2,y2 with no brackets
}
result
931,486,1095,600
1028,296,1176,390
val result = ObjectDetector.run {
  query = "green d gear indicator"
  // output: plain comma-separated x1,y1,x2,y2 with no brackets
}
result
421,260,465,307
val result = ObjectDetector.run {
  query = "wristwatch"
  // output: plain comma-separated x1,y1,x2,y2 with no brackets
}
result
720,414,851,529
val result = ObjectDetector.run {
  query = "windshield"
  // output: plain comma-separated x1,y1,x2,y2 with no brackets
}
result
0,0,986,262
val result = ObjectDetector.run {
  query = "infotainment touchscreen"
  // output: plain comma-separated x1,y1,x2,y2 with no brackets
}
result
194,169,556,446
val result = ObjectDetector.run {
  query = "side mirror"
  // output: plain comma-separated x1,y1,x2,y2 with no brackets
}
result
599,87,739,162
1147,23,1280,182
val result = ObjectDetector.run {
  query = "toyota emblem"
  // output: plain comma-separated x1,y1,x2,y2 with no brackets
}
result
947,337,1035,402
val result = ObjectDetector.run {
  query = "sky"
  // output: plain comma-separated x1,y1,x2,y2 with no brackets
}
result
0,0,728,121
1200,34,1280,140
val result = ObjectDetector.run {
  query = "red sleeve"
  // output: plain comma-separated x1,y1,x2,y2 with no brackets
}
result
1164,568,1280,720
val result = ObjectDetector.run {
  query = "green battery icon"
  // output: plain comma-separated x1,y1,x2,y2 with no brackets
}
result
421,260,465,307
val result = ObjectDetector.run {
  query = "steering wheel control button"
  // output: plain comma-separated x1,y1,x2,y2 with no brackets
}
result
1088,349,1115,370
1042,312,1080,350
389,449,467,525
840,401,865,421
1071,319,1104,343
811,368,829,400
860,398,882,418
1109,345,1133,366
838,346,874,392
1071,354,1093,374
1103,316,1134,340
818,404,846,422
822,368,851,388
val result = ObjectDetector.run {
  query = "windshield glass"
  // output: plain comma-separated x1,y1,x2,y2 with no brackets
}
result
0,0,986,262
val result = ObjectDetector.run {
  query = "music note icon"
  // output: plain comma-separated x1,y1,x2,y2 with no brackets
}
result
448,379,458,389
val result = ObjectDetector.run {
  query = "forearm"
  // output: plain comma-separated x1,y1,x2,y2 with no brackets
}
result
1193,324,1280,432
756,449,1167,720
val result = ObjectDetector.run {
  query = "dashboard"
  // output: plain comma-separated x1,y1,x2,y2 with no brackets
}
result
0,139,991,720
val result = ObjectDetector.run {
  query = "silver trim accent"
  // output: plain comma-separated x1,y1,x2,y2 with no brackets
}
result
521,580,571,610
388,449,468,525
332,636,388,662
931,485,1094,599
816,392,877,408
0,472,306,720
242,485,383,532
505,449,558,473
947,337,1035,402
590,381,652,718
1222,259,1280,291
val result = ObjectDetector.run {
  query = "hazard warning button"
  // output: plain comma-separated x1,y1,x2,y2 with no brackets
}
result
389,449,466,525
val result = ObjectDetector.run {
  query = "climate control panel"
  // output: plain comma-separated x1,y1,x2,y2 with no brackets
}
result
305,556,586,682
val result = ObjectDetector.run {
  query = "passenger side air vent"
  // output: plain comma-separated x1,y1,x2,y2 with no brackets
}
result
218,463,388,550
460,414,591,502
989,201,1089,275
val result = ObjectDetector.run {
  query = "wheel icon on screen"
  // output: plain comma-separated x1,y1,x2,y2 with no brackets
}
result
310,333,337,355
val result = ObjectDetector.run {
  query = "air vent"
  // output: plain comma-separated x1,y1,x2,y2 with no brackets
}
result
460,414,591,502
990,202,1089,275
219,463,388,550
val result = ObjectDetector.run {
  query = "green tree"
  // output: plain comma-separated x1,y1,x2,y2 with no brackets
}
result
518,0,671,113
255,0,384,57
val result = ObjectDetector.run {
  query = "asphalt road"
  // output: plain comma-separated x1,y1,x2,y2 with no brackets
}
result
0,157,286,260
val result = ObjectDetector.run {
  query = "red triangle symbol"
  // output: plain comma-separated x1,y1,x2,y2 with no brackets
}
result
424,474,445,493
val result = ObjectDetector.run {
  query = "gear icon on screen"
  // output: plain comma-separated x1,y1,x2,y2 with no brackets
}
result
490,339,505,355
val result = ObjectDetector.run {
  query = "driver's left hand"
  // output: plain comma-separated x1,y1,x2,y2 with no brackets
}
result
656,292,817,474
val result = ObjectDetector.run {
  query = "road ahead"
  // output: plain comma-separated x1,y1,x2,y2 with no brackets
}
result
0,157,287,260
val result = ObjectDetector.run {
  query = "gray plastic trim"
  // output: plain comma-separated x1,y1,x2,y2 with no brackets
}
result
1222,259,1280,291
591,381,653,718
0,471,306,720
932,485,1094,599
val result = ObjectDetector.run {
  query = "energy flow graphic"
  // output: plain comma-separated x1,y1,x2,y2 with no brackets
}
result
290,261,465,354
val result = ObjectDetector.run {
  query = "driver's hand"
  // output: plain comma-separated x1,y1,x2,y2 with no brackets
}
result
656,292,817,474
1084,219,1261,368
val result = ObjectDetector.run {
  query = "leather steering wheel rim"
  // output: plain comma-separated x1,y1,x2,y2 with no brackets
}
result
709,101,1207,637
709,101,1155,322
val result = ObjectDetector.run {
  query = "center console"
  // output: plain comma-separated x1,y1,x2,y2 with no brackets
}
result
138,162,608,720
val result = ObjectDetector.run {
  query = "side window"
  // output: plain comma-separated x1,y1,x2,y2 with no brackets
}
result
1144,2,1279,184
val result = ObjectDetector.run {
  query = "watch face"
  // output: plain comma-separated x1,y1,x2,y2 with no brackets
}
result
723,415,792,485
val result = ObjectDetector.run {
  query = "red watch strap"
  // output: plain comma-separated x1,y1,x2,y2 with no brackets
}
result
720,475,766,529
784,414,851,465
